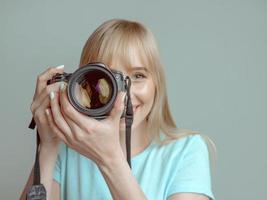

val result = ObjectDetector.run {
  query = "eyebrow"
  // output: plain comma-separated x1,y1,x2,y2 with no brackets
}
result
130,67,148,72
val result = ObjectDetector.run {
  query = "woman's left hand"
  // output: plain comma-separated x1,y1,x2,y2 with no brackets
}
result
47,82,126,167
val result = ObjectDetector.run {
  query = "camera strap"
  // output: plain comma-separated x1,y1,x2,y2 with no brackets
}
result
124,76,134,168
125,76,133,168
26,125,47,199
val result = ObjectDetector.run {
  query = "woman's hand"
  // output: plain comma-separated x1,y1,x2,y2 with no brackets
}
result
46,82,127,166
30,65,65,147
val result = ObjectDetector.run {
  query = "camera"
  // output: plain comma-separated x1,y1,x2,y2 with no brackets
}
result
47,62,129,119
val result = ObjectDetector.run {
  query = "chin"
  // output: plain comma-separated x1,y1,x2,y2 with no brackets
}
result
119,106,148,128
120,115,146,129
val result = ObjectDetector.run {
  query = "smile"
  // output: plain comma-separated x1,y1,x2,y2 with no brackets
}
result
133,105,139,113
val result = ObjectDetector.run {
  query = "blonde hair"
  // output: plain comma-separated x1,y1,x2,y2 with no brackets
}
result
79,19,216,161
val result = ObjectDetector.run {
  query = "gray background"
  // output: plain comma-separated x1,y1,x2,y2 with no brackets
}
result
1,0,266,199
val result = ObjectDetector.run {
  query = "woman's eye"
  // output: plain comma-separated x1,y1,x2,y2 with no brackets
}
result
132,73,146,80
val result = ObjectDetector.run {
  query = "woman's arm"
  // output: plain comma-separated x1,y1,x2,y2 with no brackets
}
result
20,65,65,200
19,143,60,200
98,151,147,200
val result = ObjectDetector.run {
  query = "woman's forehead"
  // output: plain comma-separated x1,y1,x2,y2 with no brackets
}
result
109,60,147,73
108,48,149,73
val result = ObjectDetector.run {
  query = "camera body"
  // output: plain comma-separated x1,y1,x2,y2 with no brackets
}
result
47,62,128,119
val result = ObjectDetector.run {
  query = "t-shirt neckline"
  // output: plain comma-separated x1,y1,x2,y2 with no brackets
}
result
131,139,156,162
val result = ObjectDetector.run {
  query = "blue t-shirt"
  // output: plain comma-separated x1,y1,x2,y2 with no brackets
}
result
53,134,215,200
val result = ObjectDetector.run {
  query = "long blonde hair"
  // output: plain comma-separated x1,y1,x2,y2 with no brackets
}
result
78,19,216,159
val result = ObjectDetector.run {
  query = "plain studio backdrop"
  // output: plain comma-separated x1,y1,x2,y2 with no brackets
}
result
0,0,266,199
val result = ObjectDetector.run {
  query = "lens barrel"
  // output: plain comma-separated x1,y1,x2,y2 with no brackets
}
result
48,62,126,119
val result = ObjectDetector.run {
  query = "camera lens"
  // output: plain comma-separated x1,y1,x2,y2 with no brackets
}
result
66,63,119,118
74,70,113,109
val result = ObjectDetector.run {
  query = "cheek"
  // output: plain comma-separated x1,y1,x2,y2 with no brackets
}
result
135,80,155,104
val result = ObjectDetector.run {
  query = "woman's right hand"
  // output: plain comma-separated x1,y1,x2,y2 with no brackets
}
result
30,65,65,147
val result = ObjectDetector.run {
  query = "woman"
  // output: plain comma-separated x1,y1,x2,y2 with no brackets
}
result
20,19,215,200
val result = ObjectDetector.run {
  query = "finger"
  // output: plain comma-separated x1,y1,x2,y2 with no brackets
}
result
50,90,73,143
32,89,54,125
33,99,50,126
34,65,64,98
31,82,61,114
59,83,93,142
59,83,99,132
61,110,85,143
107,91,126,122
45,108,69,145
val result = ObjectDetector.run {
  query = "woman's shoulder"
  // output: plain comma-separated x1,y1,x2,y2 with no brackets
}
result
159,133,207,149
156,133,210,159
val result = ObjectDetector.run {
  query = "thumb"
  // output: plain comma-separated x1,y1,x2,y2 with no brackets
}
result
108,91,127,122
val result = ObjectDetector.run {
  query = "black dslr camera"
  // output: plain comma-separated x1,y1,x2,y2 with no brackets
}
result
47,62,130,119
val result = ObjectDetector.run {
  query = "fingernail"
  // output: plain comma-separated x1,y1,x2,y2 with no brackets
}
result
45,109,50,116
50,91,55,100
55,65,64,69
60,83,66,91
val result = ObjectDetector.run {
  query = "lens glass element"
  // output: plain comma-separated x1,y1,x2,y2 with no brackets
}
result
74,70,113,109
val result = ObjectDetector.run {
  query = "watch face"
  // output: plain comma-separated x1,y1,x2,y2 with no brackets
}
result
26,184,46,200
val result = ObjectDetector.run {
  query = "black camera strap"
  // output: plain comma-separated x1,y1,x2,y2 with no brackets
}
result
26,123,46,200
124,76,133,168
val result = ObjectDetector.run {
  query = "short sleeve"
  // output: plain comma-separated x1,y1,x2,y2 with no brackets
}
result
53,142,66,184
167,135,215,200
